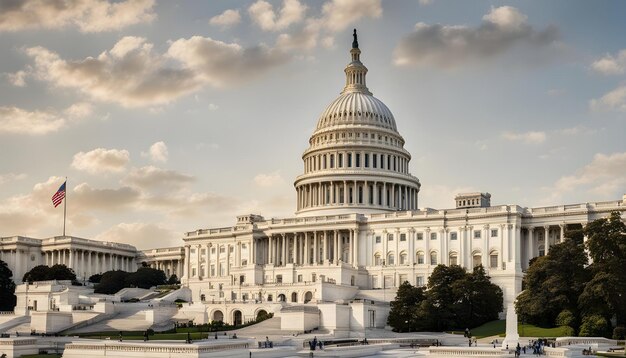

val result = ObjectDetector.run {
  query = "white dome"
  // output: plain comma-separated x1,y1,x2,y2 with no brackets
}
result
315,92,397,133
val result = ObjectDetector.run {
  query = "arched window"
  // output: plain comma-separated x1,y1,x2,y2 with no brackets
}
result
416,251,425,265
430,252,438,265
291,292,298,303
489,251,499,269
473,252,482,268
387,252,395,266
399,251,408,265
449,252,458,266
538,244,545,257
374,253,382,266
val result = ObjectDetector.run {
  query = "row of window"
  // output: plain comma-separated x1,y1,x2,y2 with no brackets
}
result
373,229,500,243
318,113,395,130
304,151,410,174
190,244,247,255
298,182,416,209
373,251,500,269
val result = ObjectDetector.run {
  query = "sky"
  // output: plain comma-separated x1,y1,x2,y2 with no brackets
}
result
0,0,625,249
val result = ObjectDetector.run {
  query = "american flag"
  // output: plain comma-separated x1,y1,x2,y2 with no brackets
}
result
52,181,66,208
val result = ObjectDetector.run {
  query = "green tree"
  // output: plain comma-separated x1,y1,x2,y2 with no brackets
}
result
167,274,179,285
0,260,17,311
125,267,166,289
421,265,468,331
579,314,611,337
581,212,626,327
453,265,503,328
89,273,103,284
516,232,589,328
22,264,76,283
387,281,426,332
94,270,129,294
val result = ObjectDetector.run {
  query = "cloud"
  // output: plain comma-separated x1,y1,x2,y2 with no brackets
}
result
71,148,130,174
6,70,28,86
557,125,598,136
72,183,141,211
0,173,27,184
590,86,626,112
248,0,306,32
419,184,478,209
501,130,546,144
319,0,381,32
25,37,202,108
591,50,626,75
25,36,287,107
94,222,177,249
254,171,285,187
0,103,91,135
209,9,241,29
276,0,381,51
393,6,559,68
0,0,156,33
543,152,626,204
142,141,168,163
122,166,194,190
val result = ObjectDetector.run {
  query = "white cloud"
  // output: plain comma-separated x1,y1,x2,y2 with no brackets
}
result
0,0,156,33
319,0,381,32
71,148,130,174
94,222,176,249
0,103,90,135
543,152,626,204
72,183,141,211
248,0,306,32
142,141,168,163
276,0,381,51
557,125,598,136
123,166,194,190
6,70,28,86
167,36,288,88
590,85,626,112
501,131,546,144
591,50,626,75
0,173,27,184
253,171,285,187
419,184,478,209
25,36,287,107
419,0,433,5
393,6,559,68
209,9,241,29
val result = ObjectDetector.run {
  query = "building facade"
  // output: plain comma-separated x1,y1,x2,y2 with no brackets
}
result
1,33,624,332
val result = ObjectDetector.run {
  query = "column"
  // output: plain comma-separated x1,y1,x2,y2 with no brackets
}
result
343,181,348,205
526,227,534,268
338,231,343,262
514,224,522,270
544,226,550,255
282,234,287,265
87,251,92,277
383,230,388,265
424,228,430,265
226,244,231,276
177,259,182,277
409,229,415,265
322,231,328,263
205,244,210,277
459,227,465,268
353,229,359,267
292,233,297,264
559,224,565,243
183,246,190,279
80,251,85,278
383,183,387,207
482,225,489,268
333,230,339,263
304,232,310,265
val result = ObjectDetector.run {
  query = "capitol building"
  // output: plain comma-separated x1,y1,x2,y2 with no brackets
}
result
1,32,625,334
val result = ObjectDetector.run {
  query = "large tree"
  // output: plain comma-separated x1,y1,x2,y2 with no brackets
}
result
22,264,76,283
0,260,17,311
125,267,166,289
453,265,503,328
387,281,426,332
94,270,129,294
516,228,589,328
579,211,626,327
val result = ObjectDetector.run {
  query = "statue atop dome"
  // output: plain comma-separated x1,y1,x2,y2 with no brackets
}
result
352,28,359,49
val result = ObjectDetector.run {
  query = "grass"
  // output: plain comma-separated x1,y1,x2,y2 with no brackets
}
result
467,320,575,339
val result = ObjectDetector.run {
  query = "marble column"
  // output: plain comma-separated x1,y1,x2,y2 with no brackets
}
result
544,226,550,255
183,246,190,279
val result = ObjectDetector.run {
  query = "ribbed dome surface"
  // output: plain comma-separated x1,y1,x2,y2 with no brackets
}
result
315,92,397,132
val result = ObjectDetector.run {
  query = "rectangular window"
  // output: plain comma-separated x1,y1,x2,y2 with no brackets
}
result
365,153,369,167
210,265,215,276
387,233,394,241
416,276,424,287
474,230,481,239
491,229,498,237
375,236,381,244
417,254,424,264
430,232,437,240
190,249,196,254
348,153,352,167
416,233,423,240
380,154,385,169
400,233,406,241
356,153,361,167
220,247,225,253
490,254,498,268
330,154,334,168
449,256,458,266
399,274,407,284
373,154,377,168
338,153,343,168
192,268,197,277
276,275,283,283
297,274,303,282
450,232,458,240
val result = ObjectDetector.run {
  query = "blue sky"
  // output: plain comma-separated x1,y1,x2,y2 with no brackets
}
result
0,0,624,249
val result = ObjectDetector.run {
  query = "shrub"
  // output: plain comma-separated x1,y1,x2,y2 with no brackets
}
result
579,315,610,337
613,326,626,340
555,310,576,327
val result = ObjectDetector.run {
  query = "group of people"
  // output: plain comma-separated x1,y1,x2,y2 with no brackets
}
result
308,336,323,350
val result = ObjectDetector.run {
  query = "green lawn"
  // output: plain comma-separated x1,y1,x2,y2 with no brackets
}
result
468,320,574,339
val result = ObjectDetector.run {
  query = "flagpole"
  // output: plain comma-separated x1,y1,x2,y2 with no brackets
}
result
63,177,67,237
